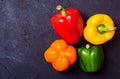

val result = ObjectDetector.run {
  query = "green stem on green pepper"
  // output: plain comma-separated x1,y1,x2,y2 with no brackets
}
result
86,44,90,49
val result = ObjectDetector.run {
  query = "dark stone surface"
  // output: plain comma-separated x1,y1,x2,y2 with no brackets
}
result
0,0,120,79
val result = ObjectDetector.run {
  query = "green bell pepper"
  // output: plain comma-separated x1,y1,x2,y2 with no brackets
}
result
77,44,104,72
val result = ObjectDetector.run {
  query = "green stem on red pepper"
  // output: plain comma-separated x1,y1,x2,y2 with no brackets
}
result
97,24,117,34
56,5,67,17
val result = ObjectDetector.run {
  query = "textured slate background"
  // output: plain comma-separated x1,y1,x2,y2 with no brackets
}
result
0,0,120,79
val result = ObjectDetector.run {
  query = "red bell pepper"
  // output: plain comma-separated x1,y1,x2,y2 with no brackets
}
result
51,5,84,44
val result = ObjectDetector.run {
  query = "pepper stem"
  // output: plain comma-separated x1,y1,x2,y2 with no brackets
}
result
97,24,116,34
86,44,90,49
56,5,67,17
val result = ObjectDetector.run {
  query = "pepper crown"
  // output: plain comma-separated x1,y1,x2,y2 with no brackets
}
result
97,24,116,34
86,44,90,49
56,5,67,17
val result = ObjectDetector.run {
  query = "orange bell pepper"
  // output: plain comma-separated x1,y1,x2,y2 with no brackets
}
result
44,39,77,71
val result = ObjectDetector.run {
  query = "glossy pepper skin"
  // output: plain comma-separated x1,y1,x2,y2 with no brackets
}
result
84,14,116,45
77,44,104,72
51,5,84,44
44,39,77,71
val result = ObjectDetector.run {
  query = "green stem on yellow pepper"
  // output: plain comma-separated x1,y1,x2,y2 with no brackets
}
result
56,5,67,17
97,24,117,34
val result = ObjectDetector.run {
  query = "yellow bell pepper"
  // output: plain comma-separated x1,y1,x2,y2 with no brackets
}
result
83,14,116,45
